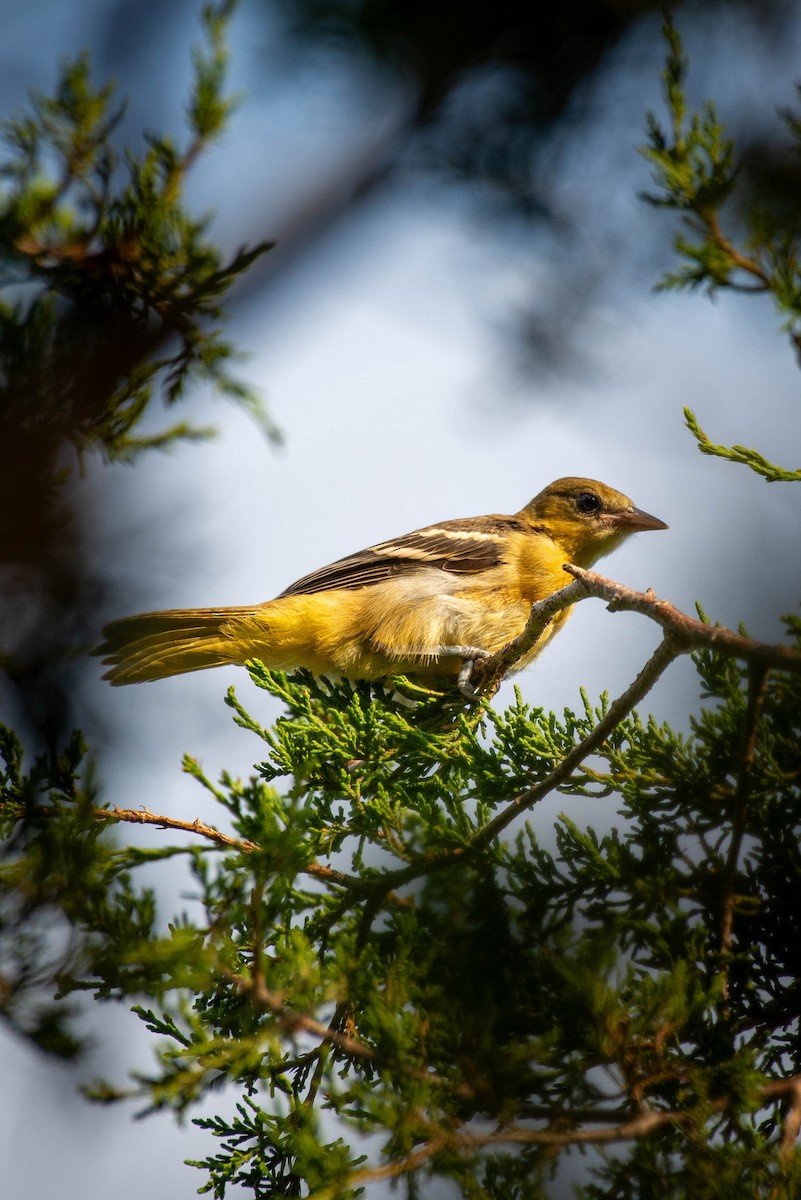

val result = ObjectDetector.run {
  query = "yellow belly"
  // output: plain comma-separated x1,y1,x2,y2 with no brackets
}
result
226,569,571,681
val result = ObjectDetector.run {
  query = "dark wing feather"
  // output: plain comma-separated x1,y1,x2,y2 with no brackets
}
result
279,515,527,597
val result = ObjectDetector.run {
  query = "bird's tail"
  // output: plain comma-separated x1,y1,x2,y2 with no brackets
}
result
95,606,260,685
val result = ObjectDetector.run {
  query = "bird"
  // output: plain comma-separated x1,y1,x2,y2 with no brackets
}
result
96,477,667,689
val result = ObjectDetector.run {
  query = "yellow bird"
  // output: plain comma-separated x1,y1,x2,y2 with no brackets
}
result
97,477,667,688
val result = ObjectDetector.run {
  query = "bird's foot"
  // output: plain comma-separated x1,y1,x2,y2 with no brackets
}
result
373,641,490,699
431,644,491,699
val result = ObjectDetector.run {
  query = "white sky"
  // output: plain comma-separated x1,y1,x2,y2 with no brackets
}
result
2,1,801,1197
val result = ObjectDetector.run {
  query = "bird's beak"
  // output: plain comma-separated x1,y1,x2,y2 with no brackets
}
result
611,505,668,532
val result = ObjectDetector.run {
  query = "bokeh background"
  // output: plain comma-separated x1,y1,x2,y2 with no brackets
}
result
2,0,801,1195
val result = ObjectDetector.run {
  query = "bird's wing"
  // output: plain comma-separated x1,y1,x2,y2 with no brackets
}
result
279,515,529,597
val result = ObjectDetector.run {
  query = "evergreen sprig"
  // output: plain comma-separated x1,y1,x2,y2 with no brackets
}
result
683,407,801,483
0,0,275,470
643,15,801,487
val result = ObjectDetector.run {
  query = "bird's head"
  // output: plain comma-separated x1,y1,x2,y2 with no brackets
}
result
520,477,668,566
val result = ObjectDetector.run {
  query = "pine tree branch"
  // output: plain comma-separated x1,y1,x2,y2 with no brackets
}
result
96,805,258,851
370,564,801,894
469,577,585,694
308,1140,445,1200
704,210,771,290
218,964,479,1101
444,1077,801,1145
222,966,379,1062
564,567,801,671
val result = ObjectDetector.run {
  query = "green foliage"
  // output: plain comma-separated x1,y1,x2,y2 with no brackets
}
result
643,15,801,485
0,0,275,472
682,408,801,483
5,647,800,1197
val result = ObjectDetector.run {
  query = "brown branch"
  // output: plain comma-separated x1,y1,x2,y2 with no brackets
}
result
565,567,801,672
97,804,258,851
470,582,582,695
374,635,681,899
94,805,349,887
462,563,801,731
439,1076,801,1146
369,558,801,891
373,566,789,890
303,1112,672,1200
305,1113,674,1200
473,634,680,848
486,567,801,676
223,967,378,1063
221,967,478,1103
705,211,772,289
308,1140,444,1199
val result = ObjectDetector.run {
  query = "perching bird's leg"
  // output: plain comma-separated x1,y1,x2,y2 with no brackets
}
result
373,641,490,698
453,653,489,698
432,645,491,699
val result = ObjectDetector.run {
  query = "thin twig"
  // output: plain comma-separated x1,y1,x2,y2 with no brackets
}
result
474,635,682,848
374,563,801,887
472,566,801,694
97,805,258,851
94,805,350,887
220,965,478,1102
223,968,377,1063
705,211,771,288
308,1074,801,1197
470,583,582,694
308,1140,444,1200
778,1079,801,1167
562,568,801,673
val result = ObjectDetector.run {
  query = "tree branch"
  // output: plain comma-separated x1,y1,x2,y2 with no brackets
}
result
705,210,771,289
564,567,801,671
473,633,681,848
470,581,584,694
97,805,257,851
778,1079,801,1169
223,967,379,1063
473,567,801,693
376,635,680,899
309,1075,801,1197
374,561,801,893
308,1140,444,1199
94,805,349,887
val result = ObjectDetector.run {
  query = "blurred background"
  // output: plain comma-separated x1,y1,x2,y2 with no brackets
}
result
2,0,801,1195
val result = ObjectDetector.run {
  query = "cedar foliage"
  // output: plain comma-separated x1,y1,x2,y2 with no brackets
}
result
0,0,274,582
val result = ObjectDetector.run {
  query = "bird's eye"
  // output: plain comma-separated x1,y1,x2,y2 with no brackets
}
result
576,491,601,515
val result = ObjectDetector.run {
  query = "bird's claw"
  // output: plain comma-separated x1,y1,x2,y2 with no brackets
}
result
374,641,491,699
431,645,492,699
